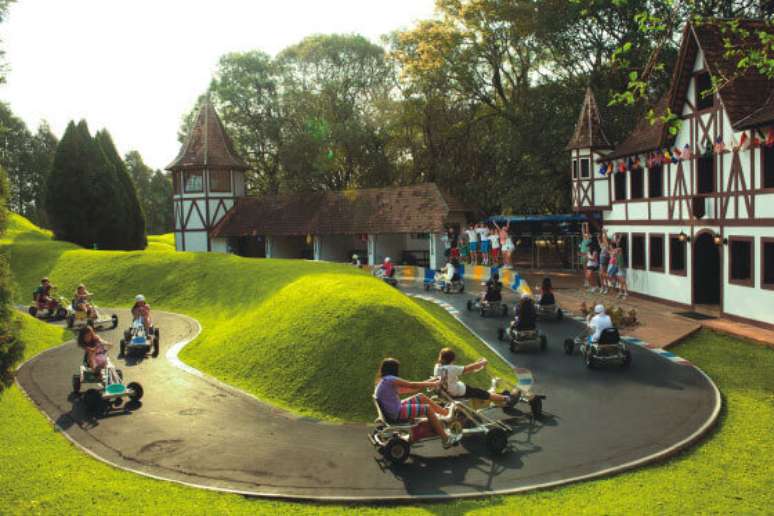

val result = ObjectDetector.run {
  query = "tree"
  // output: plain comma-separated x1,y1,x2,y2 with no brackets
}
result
126,150,173,234
94,130,146,250
28,122,58,227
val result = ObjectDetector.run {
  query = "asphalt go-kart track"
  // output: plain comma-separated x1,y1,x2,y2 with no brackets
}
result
16,280,720,502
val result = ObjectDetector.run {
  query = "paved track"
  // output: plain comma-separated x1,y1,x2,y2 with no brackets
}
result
16,284,720,501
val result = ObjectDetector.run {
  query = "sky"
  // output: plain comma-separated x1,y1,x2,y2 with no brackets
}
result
1,0,436,170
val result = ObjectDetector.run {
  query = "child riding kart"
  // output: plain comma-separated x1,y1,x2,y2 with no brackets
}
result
467,273,508,317
72,327,143,414
535,277,564,321
563,304,631,368
28,277,69,321
66,290,118,332
498,293,547,352
119,295,159,358
373,257,398,287
424,261,465,294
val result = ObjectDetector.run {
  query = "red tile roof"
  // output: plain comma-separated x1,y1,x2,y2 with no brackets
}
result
566,88,612,150
210,183,471,237
167,100,249,171
604,94,671,160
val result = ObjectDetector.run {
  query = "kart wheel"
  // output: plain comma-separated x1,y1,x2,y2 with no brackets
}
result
557,308,563,321
621,349,632,368
83,389,103,413
71,375,81,395
467,299,473,311
540,334,548,351
127,382,144,401
529,397,543,419
111,314,118,330
66,315,74,329
486,427,508,455
154,327,160,339
563,338,574,355
497,328,505,341
56,308,68,320
584,350,595,369
118,340,126,358
151,338,160,358
501,305,508,317
384,436,410,465
28,306,37,316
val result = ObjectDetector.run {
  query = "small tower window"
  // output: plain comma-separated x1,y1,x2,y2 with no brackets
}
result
695,72,713,111
572,160,578,179
210,170,231,192
580,159,590,178
184,171,204,193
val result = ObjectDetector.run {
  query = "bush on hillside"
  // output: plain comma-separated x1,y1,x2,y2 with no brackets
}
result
0,166,22,391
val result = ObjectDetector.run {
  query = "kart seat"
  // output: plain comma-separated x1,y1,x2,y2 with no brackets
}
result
598,327,621,345
372,397,422,428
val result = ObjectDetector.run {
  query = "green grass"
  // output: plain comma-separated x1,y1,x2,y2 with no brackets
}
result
146,233,176,252
1,214,510,422
1,214,771,514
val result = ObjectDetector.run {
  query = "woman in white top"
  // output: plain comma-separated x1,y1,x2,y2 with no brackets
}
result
433,348,515,405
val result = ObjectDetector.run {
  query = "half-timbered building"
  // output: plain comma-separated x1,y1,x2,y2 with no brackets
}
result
569,20,774,327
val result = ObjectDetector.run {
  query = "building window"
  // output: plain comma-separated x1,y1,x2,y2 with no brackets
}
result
669,235,687,276
572,159,578,179
209,170,231,193
762,238,774,290
764,145,774,189
173,171,182,194
184,171,203,193
697,155,715,194
617,234,628,268
614,171,627,201
649,234,665,272
648,165,664,198
695,72,713,111
632,233,646,269
729,237,754,287
630,167,644,199
580,158,590,179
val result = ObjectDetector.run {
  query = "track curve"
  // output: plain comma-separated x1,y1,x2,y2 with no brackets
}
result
16,289,720,501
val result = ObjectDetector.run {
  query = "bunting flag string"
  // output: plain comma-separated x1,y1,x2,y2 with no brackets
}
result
713,136,725,154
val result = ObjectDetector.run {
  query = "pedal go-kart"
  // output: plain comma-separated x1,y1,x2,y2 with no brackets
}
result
72,356,143,415
66,302,118,331
369,373,544,465
497,323,547,352
373,267,398,287
28,292,69,321
536,302,564,321
119,318,160,358
423,267,465,294
563,327,631,369
467,292,508,317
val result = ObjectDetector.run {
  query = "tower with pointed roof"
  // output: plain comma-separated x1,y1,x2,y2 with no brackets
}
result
566,87,612,213
167,99,249,252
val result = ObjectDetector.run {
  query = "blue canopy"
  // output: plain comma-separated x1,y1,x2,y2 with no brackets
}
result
486,214,597,224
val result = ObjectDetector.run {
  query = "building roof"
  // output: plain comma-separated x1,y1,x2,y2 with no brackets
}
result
166,99,249,171
566,88,612,150
603,19,774,161
688,20,774,130
210,183,471,237
604,94,671,160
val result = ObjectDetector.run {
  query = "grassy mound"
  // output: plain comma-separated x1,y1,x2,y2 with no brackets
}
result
1,214,512,421
146,233,175,252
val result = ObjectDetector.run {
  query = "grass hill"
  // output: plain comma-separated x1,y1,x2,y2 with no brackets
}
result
1,214,513,421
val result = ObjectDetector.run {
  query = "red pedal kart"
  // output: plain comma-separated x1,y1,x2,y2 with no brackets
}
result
28,290,69,321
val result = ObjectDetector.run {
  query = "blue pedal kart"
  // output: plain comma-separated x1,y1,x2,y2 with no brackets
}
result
424,265,465,294
119,318,160,358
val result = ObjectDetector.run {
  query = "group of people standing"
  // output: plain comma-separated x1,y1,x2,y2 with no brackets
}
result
441,222,515,268
579,225,628,299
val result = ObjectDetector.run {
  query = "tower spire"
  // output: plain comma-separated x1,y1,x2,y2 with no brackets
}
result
566,87,612,151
